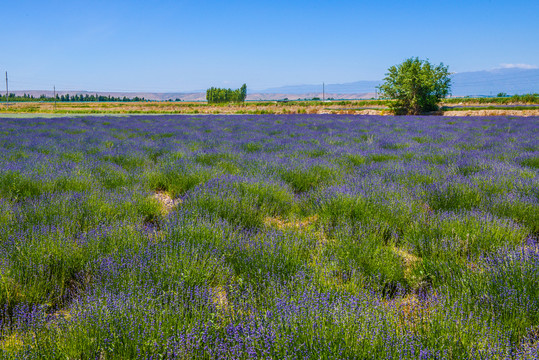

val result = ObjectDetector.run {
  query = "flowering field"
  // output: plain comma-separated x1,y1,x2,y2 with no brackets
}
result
0,114,538,359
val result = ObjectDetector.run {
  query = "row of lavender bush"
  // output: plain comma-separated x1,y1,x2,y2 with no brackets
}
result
0,114,538,358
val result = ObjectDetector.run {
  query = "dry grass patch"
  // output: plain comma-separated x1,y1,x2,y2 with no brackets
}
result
386,293,433,335
264,214,329,246
0,332,27,353
391,247,420,280
263,215,318,230
211,286,229,312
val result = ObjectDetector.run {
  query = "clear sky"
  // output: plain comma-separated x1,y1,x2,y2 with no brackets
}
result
3,0,539,92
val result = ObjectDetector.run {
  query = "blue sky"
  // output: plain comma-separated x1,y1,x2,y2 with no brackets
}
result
3,0,539,92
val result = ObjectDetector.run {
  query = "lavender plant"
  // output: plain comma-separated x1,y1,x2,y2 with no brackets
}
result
0,114,537,359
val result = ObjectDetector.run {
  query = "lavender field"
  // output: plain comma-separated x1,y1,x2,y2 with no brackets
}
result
0,114,538,359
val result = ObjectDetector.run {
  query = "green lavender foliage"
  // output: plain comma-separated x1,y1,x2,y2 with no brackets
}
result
0,114,537,359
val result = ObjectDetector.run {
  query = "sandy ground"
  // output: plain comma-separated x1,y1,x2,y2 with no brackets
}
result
443,109,539,117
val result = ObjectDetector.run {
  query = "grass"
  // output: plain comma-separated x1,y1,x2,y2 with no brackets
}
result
0,113,537,359
443,93,539,105
0,94,537,116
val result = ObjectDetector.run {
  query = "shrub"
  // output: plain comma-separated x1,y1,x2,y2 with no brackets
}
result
378,57,451,115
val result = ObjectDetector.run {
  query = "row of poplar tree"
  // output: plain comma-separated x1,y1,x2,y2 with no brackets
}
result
206,84,247,104
0,93,146,102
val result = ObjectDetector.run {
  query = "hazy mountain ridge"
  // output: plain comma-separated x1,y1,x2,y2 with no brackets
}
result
9,90,205,102
259,81,381,95
257,68,539,97
9,68,538,100
9,90,375,101
451,68,539,96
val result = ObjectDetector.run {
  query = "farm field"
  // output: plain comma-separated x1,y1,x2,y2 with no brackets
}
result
0,114,538,359
1,99,539,117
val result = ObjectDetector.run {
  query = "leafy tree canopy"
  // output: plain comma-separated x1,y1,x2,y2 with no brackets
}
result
206,84,247,104
378,57,451,115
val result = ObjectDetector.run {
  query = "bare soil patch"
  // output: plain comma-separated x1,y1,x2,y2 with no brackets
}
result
443,109,539,117
152,191,181,214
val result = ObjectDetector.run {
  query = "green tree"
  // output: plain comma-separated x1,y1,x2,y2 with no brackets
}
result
206,84,247,104
377,57,451,115
240,84,247,102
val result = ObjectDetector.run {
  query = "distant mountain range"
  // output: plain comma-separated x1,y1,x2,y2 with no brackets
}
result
11,90,208,102
8,90,372,102
256,68,539,97
259,81,381,95
451,68,539,96
10,68,539,101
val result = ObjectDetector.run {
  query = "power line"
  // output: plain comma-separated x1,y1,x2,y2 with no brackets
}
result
5,72,8,108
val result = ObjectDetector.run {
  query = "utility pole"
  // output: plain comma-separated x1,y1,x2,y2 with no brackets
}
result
322,82,325,102
53,86,57,111
5,72,8,108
